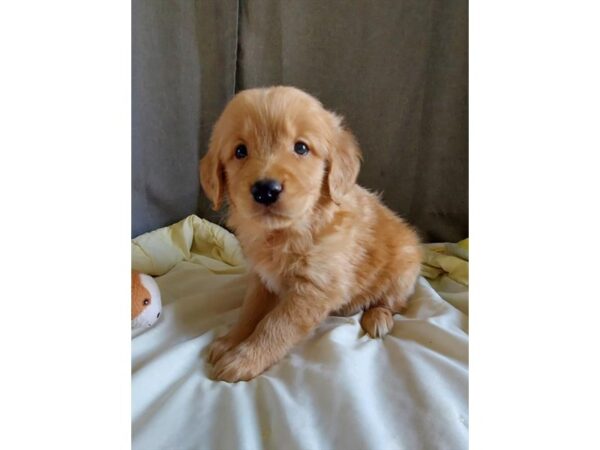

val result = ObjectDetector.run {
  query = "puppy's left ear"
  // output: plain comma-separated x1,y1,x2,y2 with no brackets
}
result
328,127,362,203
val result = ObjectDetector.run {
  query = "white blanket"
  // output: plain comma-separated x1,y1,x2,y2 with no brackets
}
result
132,216,468,450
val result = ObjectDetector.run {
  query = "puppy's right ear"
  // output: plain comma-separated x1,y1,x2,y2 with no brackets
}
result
199,141,225,211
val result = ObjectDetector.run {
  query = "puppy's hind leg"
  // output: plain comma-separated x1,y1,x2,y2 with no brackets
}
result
360,305,394,338
330,302,363,317
360,262,420,338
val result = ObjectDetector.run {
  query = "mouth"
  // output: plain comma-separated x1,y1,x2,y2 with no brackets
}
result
253,207,289,219
248,205,295,226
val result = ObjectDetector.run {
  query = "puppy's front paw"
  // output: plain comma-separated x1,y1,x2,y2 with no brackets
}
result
206,336,237,365
212,343,267,383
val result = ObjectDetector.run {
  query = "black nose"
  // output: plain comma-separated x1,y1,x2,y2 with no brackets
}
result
156,312,160,318
251,179,283,205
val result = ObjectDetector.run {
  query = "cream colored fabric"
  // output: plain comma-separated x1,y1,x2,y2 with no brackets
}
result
132,216,468,450
421,239,468,286
421,239,469,315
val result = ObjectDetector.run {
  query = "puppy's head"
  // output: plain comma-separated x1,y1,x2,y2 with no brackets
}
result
200,86,361,230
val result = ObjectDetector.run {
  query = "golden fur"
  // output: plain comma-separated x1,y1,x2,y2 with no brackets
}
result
200,86,422,382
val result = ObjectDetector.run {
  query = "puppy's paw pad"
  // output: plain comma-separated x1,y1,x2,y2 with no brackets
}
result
361,307,394,338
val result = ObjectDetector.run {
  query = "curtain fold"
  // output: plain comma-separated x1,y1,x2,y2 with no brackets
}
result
132,0,238,237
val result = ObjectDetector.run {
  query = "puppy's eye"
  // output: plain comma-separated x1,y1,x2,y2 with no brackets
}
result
294,141,309,156
235,144,248,159
143,299,150,306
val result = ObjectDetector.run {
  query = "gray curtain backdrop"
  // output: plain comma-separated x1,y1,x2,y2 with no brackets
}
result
132,0,468,242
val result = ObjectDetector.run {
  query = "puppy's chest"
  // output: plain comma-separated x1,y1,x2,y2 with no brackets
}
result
246,242,307,295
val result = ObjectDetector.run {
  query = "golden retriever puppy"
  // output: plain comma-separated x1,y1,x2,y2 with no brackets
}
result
200,86,421,382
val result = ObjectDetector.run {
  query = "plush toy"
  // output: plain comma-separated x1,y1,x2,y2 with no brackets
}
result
132,270,162,330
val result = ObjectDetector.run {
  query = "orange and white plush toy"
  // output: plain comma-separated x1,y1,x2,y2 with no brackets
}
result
132,270,162,330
